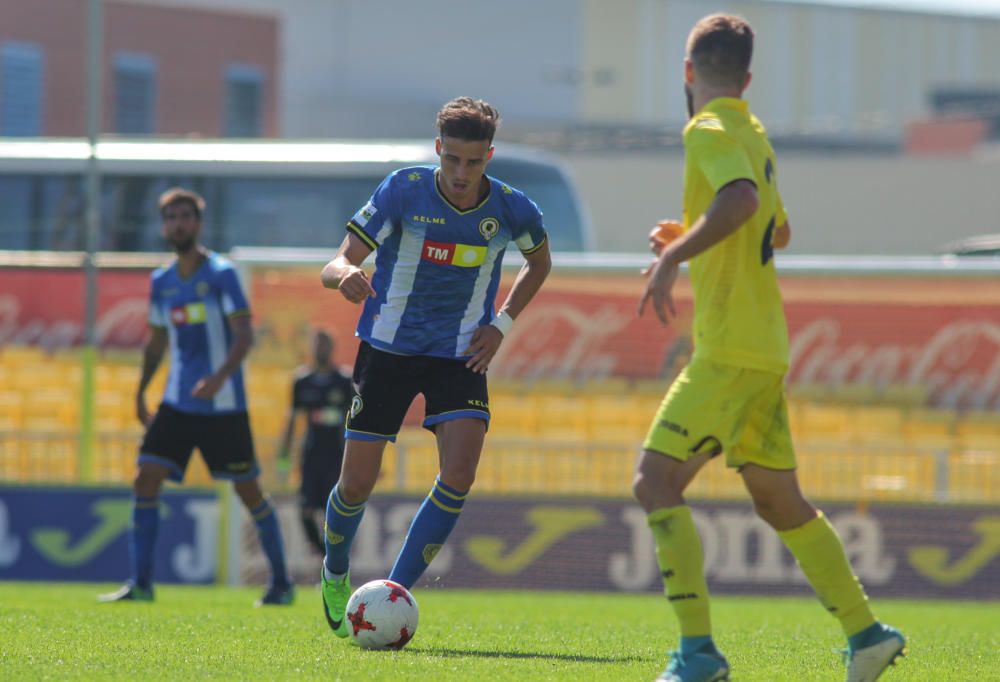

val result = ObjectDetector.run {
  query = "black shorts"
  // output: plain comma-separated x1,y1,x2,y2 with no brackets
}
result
138,403,259,483
300,448,343,509
346,341,490,442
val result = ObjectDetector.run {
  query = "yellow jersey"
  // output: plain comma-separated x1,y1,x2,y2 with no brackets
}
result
681,97,789,373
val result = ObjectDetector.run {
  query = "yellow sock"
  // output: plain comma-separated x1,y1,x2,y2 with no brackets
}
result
648,506,711,637
778,511,876,636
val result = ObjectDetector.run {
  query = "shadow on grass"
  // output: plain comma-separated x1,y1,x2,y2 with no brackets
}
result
406,647,648,663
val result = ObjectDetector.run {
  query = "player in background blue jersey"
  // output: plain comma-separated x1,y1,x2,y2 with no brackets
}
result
99,188,292,607
317,97,552,638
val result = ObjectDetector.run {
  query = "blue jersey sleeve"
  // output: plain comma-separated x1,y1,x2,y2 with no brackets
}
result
346,171,400,251
147,271,166,327
217,266,250,317
512,195,547,255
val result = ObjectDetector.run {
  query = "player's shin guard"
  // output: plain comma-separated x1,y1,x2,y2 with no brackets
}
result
130,496,160,590
388,476,467,589
778,510,876,637
250,498,291,589
648,506,712,638
324,484,366,575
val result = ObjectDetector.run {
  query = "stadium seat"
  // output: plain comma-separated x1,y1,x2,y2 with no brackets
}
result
901,408,956,451
797,403,855,442
853,405,906,443
955,412,1000,452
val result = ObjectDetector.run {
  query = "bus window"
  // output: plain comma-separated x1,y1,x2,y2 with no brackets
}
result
0,139,591,253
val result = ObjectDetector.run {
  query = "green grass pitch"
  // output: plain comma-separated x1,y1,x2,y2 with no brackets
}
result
1,583,996,681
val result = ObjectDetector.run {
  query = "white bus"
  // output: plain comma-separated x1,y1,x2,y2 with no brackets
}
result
0,138,592,253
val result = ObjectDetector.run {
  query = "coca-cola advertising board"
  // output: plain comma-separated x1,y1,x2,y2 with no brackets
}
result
2,264,999,409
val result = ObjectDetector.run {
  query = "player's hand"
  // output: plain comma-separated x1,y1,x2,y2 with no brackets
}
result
192,373,225,400
638,255,679,325
339,266,376,304
774,222,791,250
463,325,504,374
643,220,684,277
135,394,154,428
649,219,683,257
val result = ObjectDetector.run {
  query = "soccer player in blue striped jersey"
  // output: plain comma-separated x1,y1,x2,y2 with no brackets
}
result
318,97,552,638
98,188,292,607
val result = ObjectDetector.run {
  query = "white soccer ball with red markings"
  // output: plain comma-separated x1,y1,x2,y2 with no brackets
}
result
345,579,419,650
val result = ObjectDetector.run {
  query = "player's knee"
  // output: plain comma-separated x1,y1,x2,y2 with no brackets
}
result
133,465,166,497
632,469,682,510
439,468,475,492
337,478,374,505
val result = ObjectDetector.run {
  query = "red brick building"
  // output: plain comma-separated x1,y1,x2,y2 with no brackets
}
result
0,0,278,137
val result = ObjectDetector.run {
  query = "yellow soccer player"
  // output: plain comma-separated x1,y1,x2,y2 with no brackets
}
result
635,14,905,682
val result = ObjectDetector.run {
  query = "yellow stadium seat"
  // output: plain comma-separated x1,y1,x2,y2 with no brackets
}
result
22,388,78,430
797,403,854,441
853,406,905,442
955,412,1000,452
901,408,956,451
947,450,1000,501
0,391,23,429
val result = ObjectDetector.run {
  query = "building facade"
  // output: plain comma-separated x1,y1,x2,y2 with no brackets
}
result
0,0,277,137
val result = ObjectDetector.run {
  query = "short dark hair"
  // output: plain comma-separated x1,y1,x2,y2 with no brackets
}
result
435,97,500,144
158,187,205,219
687,14,754,88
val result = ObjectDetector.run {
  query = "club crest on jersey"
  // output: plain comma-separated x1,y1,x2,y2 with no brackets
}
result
170,302,206,325
195,281,210,297
421,239,487,267
408,172,422,181
349,395,364,420
478,217,500,240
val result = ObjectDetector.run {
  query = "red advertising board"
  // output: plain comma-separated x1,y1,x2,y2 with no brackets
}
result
247,267,1000,410
0,267,150,350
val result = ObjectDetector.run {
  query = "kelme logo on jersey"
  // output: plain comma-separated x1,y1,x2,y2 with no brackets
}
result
478,217,500,240
421,239,487,268
169,302,206,326
353,201,377,228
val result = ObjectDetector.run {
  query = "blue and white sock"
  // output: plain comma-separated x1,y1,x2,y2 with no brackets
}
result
388,477,467,589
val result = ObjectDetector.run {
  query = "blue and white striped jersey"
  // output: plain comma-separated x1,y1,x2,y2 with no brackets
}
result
147,251,250,414
346,166,547,359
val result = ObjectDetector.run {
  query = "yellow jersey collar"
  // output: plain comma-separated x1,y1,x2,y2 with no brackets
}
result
701,97,748,116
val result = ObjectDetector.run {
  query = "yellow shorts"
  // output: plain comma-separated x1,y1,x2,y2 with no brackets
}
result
642,357,796,470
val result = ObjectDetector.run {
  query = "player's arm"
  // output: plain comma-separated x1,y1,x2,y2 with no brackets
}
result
136,325,167,426
660,180,759,265
464,239,552,374
276,382,301,475
774,221,791,249
321,233,376,303
191,314,253,399
639,180,758,325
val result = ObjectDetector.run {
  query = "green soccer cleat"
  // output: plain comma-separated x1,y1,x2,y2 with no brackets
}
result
97,583,154,603
321,569,351,638
656,649,730,682
845,624,906,682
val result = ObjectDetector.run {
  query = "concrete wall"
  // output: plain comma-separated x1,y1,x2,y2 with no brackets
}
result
563,147,1000,254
